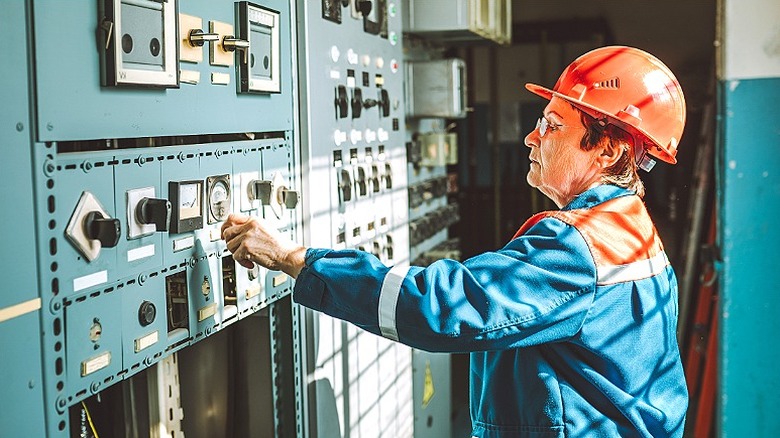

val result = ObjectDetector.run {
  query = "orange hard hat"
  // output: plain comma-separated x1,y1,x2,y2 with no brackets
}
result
526,46,686,165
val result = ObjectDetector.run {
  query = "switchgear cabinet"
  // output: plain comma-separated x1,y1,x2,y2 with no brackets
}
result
2,0,423,437
5,1,304,437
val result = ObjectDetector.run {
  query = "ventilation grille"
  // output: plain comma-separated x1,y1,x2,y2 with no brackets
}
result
594,77,620,89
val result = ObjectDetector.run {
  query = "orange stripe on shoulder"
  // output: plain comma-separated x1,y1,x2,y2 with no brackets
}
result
548,195,664,267
512,212,549,239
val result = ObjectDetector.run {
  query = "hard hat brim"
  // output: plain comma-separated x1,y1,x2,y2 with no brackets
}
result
525,83,554,100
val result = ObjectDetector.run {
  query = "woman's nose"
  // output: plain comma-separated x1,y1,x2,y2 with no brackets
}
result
524,129,539,149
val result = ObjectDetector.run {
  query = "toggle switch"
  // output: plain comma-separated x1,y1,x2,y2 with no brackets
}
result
222,35,250,64
380,89,390,117
371,240,382,258
335,85,349,119
339,169,353,203
351,88,363,118
138,301,157,327
363,98,379,109
84,212,121,249
370,165,381,193
384,163,393,189
266,172,296,220
356,166,368,197
222,35,249,51
136,197,172,232
188,28,219,47
249,180,274,205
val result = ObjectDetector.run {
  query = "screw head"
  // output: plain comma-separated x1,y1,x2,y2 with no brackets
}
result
16,122,23,132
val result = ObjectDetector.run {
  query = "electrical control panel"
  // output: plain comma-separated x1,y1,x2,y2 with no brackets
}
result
297,0,413,436
20,1,303,437
0,0,459,436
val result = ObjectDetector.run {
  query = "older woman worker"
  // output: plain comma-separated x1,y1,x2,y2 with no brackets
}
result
222,46,689,438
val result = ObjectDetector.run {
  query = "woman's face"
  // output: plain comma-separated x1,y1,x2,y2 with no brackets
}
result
524,96,603,207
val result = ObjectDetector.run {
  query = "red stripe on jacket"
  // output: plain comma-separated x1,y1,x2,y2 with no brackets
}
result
513,195,664,269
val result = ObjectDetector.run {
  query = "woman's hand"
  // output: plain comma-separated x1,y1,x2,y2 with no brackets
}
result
221,213,306,278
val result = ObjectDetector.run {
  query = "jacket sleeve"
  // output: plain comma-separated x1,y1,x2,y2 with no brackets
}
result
292,217,597,353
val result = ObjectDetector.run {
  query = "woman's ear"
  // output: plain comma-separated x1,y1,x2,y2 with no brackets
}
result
595,140,623,169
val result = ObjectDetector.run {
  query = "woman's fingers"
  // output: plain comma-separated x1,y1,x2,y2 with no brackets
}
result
221,213,252,238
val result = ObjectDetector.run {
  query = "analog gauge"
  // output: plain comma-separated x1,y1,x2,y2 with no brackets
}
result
207,175,231,224
179,183,201,220
169,180,204,234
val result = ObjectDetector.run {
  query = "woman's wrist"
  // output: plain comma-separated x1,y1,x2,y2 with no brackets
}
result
281,245,307,279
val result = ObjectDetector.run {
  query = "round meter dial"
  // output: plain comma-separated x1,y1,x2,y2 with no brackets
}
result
207,175,231,223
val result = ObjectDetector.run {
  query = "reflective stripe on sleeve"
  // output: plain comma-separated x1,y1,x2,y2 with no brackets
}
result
597,250,670,285
378,265,410,341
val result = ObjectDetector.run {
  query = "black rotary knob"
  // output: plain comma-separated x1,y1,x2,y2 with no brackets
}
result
138,301,156,327
137,197,171,232
84,212,121,248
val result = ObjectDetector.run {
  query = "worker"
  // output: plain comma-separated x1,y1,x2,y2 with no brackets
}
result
222,46,688,437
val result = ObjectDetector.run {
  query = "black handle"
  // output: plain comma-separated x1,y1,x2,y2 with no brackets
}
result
137,197,172,232
336,85,349,119
84,212,120,248
358,0,372,16
351,88,363,119
380,89,390,117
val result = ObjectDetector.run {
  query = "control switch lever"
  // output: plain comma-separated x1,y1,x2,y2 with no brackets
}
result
136,197,172,232
249,180,274,205
84,212,121,248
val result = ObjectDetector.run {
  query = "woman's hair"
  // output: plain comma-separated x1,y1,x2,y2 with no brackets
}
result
577,109,645,198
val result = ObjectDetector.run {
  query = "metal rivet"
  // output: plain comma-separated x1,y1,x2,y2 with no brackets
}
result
44,161,56,177
28,379,35,389
16,123,24,132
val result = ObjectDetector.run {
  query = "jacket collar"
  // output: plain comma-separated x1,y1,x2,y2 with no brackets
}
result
562,185,634,211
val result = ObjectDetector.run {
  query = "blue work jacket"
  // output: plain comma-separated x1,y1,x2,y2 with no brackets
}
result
293,185,688,437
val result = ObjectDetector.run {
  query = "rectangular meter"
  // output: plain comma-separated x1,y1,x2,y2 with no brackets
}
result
236,2,281,93
98,0,179,87
169,180,204,234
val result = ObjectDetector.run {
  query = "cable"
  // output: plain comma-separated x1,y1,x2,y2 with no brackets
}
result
81,401,100,438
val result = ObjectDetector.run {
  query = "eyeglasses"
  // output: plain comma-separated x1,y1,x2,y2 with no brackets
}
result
535,117,564,137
